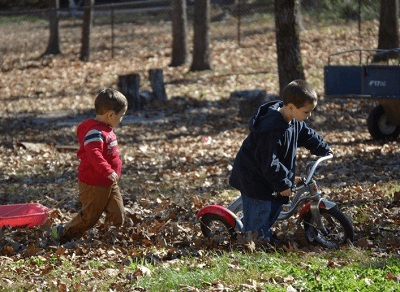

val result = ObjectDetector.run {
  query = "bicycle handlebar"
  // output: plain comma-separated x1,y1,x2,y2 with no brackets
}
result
304,154,333,184
291,154,333,192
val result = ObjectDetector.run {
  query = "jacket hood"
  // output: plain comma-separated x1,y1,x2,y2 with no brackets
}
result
248,100,289,133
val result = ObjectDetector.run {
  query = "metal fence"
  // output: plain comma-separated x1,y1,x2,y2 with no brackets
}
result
0,0,381,71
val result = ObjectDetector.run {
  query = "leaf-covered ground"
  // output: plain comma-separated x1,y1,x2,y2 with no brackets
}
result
0,16,400,289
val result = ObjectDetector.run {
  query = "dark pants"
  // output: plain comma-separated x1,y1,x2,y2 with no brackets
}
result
241,194,283,239
64,180,125,240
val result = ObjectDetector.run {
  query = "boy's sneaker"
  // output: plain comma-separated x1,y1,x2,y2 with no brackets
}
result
52,225,64,241
265,232,279,246
269,232,279,245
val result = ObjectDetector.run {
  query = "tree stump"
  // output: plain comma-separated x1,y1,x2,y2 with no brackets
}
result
149,69,167,101
118,73,141,111
393,191,400,204
231,90,269,119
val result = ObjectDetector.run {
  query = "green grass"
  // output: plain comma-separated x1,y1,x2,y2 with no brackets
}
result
380,181,400,196
133,249,400,291
1,216,399,292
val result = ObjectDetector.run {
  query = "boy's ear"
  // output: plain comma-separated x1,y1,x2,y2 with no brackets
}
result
287,103,297,112
106,110,116,119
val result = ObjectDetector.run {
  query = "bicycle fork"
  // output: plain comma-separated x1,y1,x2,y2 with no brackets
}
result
302,198,336,241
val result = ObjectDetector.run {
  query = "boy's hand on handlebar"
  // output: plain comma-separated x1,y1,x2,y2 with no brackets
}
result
280,188,292,197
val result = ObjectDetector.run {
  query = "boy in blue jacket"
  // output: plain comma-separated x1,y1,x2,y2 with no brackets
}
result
229,80,331,242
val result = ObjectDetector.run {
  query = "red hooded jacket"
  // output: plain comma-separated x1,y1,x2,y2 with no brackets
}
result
77,119,122,186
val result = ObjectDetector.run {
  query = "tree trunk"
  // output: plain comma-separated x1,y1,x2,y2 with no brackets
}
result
189,0,212,71
43,0,61,56
373,0,399,62
80,0,94,62
170,0,188,66
274,0,304,95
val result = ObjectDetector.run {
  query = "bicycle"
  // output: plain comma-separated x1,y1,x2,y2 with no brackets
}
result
197,154,354,248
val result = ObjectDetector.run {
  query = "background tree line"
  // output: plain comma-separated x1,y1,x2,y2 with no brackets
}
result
1,0,398,93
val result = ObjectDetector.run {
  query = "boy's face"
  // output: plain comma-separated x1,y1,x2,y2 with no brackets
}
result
107,106,127,128
290,101,316,122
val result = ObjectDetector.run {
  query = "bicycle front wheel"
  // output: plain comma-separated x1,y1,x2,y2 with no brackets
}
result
303,207,354,249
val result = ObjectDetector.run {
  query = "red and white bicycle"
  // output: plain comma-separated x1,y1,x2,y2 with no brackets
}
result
198,154,354,248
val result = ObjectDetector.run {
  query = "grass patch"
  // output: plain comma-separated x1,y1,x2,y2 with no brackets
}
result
132,249,400,291
3,248,398,291
380,181,400,196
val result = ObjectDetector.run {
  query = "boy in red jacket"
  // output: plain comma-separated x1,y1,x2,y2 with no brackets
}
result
53,89,128,242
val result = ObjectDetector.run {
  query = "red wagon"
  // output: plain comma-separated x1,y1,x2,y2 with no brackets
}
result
0,203,52,229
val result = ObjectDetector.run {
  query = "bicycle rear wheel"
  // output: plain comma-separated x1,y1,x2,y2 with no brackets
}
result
303,207,354,249
199,213,235,244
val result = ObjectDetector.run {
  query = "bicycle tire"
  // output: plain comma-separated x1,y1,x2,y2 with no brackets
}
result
367,105,400,141
303,207,354,249
199,213,235,242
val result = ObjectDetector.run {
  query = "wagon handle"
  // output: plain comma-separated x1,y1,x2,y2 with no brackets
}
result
366,48,400,65
328,49,374,65
327,48,400,66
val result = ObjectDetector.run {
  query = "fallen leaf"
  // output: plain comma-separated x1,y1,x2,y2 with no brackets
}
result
55,246,65,256
134,265,152,278
192,195,202,208
27,244,41,256
387,272,396,281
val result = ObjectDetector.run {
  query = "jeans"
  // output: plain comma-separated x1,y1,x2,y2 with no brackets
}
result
241,194,283,240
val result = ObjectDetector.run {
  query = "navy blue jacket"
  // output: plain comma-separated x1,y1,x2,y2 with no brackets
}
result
229,100,330,204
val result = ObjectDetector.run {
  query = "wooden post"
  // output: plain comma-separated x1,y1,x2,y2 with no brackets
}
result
118,73,141,111
149,69,167,101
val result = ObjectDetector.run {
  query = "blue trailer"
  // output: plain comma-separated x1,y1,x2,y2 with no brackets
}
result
324,48,400,141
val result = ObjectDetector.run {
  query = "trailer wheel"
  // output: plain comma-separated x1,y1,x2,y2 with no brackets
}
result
367,105,400,141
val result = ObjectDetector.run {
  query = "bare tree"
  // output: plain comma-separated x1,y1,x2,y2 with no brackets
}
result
189,0,212,71
373,0,399,62
274,0,304,94
170,0,188,66
42,0,61,56
80,0,94,62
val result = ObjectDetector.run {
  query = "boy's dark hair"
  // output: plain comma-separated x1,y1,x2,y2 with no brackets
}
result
95,89,128,115
282,80,317,108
